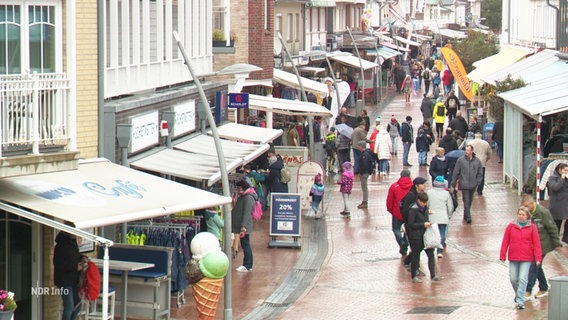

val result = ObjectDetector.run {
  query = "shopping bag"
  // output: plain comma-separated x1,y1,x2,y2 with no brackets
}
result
423,224,443,249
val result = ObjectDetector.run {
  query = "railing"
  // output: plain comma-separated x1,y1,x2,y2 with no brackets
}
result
0,73,70,156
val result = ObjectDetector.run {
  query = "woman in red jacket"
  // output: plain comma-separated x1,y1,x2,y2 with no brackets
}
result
500,206,542,310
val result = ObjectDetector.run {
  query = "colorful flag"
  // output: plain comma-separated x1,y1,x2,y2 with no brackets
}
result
440,47,473,101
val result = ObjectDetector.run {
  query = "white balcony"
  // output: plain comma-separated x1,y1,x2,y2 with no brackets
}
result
0,73,71,157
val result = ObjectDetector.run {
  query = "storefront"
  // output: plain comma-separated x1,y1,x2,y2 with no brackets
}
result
0,159,231,318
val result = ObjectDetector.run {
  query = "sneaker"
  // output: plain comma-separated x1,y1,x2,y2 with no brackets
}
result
235,265,251,272
437,253,443,258
431,276,443,281
412,277,423,283
516,303,525,310
524,292,532,299
416,269,426,277
403,263,411,271
535,290,548,298
340,211,348,216
357,202,368,209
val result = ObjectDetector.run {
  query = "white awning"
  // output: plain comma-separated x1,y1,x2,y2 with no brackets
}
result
481,49,559,86
298,66,327,74
273,69,329,95
210,122,283,144
467,46,534,84
131,136,269,185
249,94,333,117
394,36,421,47
0,158,232,229
438,28,467,39
367,47,402,60
498,60,568,117
243,79,273,87
329,54,379,70
380,41,411,52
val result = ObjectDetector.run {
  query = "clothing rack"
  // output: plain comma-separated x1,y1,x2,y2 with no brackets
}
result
125,219,200,308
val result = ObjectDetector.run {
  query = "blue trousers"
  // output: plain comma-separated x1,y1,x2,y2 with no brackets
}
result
240,234,254,270
61,285,81,320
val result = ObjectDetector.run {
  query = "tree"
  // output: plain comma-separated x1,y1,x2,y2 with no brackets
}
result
480,75,527,121
481,0,502,33
451,30,498,73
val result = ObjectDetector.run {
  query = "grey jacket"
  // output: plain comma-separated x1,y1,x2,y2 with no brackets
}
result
231,191,255,234
547,171,568,220
451,153,483,190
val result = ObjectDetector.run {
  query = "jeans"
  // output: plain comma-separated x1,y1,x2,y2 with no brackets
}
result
360,173,369,202
412,79,420,94
527,253,548,293
379,159,389,173
444,84,451,95
462,189,475,221
555,220,568,242
353,148,362,174
424,80,431,94
409,238,436,279
342,193,350,212
477,167,486,194
61,285,81,320
437,224,448,254
390,136,398,155
509,261,531,305
240,234,253,270
392,217,407,249
403,142,411,165
418,151,427,165
349,91,355,107
311,199,322,214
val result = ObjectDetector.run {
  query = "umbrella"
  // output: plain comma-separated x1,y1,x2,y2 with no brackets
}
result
335,123,353,139
445,149,465,170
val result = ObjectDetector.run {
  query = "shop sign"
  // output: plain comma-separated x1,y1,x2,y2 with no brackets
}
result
130,111,159,152
173,100,196,136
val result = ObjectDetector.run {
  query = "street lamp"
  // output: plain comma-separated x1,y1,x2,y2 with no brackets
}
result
276,32,316,159
173,31,235,319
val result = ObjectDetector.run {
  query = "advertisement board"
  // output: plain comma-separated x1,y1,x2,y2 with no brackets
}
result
268,193,301,248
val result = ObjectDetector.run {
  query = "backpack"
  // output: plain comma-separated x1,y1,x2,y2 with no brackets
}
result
249,194,264,221
448,98,456,108
436,105,445,116
360,149,375,174
422,70,430,80
78,258,101,301
388,123,399,138
280,164,292,184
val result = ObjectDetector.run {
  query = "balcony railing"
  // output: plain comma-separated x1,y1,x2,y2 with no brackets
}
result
0,73,70,157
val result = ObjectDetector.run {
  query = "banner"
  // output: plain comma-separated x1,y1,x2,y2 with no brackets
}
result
440,47,473,101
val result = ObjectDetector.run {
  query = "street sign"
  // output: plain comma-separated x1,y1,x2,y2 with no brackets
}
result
228,93,249,108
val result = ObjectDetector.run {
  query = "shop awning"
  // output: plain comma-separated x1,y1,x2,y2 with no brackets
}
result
308,0,336,7
367,47,402,60
437,28,467,39
380,41,411,52
130,136,270,185
498,60,568,117
210,122,283,144
243,79,273,87
481,49,558,86
394,36,421,47
0,158,232,229
329,54,379,70
273,69,329,95
249,94,333,117
467,46,534,84
298,66,327,74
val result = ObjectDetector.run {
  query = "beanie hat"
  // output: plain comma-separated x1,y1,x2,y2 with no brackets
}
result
314,173,322,184
413,177,427,185
400,169,411,177
342,161,352,170
391,115,396,123
433,176,447,188
236,179,251,190
357,140,367,148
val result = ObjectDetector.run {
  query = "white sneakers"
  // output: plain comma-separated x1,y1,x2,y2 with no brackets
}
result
235,265,252,272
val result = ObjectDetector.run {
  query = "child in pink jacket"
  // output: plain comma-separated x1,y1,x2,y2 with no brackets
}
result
338,161,354,217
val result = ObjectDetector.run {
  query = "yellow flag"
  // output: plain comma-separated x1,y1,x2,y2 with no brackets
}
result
440,47,473,101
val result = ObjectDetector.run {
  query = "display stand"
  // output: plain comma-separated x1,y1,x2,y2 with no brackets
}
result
268,193,302,248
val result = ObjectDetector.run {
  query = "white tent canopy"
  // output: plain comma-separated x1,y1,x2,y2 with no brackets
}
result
249,94,333,117
273,69,329,95
467,46,533,84
329,54,379,70
209,123,283,144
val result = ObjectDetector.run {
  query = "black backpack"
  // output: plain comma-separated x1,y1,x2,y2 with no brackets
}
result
359,149,375,174
436,105,445,116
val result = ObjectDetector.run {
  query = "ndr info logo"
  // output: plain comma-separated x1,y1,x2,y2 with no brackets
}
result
31,287,69,296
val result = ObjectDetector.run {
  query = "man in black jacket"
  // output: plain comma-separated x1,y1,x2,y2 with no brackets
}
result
401,116,414,167
420,94,434,126
401,177,428,271
54,229,83,320
438,128,458,154
355,140,375,209
448,111,468,139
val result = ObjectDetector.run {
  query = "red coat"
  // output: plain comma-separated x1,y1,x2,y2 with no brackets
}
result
442,69,451,85
369,129,379,153
500,220,542,263
386,176,413,221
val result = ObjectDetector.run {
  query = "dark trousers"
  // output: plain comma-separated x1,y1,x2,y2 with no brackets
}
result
240,234,254,269
554,220,568,242
409,238,436,279
436,123,444,138
477,167,486,194
527,252,548,293
447,108,457,121
424,80,431,94
462,188,475,221
337,149,350,171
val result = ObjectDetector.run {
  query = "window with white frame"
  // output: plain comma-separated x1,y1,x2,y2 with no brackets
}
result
287,13,293,42
0,2,60,74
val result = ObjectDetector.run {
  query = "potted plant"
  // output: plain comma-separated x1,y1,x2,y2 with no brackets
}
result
212,29,236,47
0,290,17,319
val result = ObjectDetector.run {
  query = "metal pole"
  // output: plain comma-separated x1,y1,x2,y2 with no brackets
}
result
346,27,365,106
173,31,234,319
277,32,315,159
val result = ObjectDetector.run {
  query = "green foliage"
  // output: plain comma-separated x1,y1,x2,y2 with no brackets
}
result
481,0,503,32
212,29,225,41
451,30,498,73
480,75,527,121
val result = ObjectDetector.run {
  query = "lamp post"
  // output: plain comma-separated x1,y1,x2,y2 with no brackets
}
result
346,27,366,111
173,31,234,319
277,32,316,159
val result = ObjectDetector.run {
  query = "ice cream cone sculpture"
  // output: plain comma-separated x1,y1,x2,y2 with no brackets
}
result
193,277,224,319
